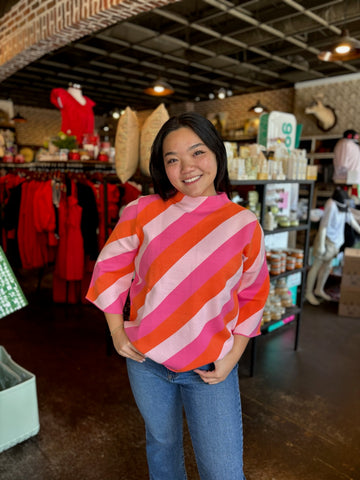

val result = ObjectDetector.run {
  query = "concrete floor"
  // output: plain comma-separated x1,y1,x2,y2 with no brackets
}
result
0,271,359,480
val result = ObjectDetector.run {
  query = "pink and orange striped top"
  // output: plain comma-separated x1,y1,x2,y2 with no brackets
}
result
86,191,270,372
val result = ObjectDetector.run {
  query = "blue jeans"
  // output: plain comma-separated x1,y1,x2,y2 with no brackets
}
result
126,358,246,480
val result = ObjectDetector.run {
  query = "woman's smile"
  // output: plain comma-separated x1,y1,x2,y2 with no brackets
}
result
183,175,202,184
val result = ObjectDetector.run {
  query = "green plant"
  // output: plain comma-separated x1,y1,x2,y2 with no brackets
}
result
51,132,78,150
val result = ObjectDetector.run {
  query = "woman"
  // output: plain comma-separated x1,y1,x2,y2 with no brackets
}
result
86,112,269,479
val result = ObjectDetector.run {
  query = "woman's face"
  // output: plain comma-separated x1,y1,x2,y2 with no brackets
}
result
162,127,217,197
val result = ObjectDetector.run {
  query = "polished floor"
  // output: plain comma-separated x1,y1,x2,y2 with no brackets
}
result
0,270,359,480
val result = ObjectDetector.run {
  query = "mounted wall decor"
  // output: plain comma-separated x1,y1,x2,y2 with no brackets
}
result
304,94,337,132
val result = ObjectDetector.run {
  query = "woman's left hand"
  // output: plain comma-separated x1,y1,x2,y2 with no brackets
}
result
194,355,237,384
194,334,250,384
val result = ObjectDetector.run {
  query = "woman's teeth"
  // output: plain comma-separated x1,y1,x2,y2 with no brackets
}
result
183,175,201,184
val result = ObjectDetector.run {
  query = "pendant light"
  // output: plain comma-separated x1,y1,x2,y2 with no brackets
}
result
144,78,174,96
12,112,27,123
248,100,268,114
318,29,360,62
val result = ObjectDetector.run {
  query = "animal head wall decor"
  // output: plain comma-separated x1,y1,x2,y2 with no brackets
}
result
305,94,337,132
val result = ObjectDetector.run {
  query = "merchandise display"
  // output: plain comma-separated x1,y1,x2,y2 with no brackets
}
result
226,141,314,181
230,179,314,374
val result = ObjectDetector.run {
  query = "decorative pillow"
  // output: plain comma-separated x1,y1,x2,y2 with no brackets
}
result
140,103,169,176
115,106,139,183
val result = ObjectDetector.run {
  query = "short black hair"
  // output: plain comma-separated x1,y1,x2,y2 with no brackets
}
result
149,112,231,200
343,129,359,139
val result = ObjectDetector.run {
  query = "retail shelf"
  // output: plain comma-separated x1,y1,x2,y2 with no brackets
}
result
261,306,300,334
230,179,313,186
263,224,308,235
269,266,305,282
231,178,314,376
0,161,116,172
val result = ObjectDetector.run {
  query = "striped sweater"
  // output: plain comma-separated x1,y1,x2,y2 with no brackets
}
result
86,191,270,372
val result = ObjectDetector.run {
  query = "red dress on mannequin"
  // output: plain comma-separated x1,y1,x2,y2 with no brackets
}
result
50,88,95,144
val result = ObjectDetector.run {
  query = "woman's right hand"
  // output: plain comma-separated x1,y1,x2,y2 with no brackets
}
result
112,325,146,363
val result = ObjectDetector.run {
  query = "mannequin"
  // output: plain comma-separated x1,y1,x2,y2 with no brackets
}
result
332,129,360,184
306,187,360,306
67,83,86,105
50,83,95,144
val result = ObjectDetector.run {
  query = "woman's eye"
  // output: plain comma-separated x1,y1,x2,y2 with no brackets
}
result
194,149,205,156
166,157,177,165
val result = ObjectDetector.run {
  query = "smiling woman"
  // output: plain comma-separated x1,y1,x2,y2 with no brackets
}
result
86,111,270,479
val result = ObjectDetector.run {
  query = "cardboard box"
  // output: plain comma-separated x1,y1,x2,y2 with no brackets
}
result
339,290,360,306
0,346,40,452
340,274,360,289
338,303,360,318
343,248,360,275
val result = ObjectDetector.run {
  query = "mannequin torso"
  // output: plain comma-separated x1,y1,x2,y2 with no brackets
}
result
67,86,86,106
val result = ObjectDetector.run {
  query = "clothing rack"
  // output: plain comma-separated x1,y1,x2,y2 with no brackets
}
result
0,160,116,174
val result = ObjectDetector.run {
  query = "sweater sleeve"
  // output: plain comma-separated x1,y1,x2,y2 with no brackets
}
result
86,200,140,314
233,221,270,337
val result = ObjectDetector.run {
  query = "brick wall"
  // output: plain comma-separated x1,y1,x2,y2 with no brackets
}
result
171,88,295,137
294,74,360,136
0,0,179,82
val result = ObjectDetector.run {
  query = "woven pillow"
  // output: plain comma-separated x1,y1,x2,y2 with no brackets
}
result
115,106,139,183
140,103,169,176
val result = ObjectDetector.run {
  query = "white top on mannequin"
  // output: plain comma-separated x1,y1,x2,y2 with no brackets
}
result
67,85,86,106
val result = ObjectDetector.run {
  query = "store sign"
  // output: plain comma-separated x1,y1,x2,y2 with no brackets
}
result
257,111,297,151
0,247,28,319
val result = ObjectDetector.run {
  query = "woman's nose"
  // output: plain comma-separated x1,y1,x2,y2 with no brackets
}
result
180,156,194,172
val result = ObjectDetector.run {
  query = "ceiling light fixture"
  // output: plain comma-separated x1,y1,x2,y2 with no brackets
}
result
144,78,174,96
318,29,360,62
248,100,268,114
12,112,27,123
218,88,226,100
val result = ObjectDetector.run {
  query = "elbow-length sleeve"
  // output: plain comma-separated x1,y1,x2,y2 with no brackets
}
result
233,221,270,337
86,201,140,314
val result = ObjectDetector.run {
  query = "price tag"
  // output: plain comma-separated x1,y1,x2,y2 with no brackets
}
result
0,247,28,319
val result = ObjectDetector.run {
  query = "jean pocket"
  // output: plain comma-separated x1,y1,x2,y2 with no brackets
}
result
196,362,215,372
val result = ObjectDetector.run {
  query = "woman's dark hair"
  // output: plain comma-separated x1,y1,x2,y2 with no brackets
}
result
150,112,231,200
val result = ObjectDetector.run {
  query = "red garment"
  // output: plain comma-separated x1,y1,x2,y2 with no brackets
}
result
121,182,141,206
92,183,122,249
33,180,57,246
18,181,49,269
50,88,95,143
54,187,84,281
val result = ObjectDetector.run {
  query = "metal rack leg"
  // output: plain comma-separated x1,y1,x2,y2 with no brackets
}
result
294,312,301,351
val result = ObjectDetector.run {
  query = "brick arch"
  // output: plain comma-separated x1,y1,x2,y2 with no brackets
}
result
0,0,178,82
